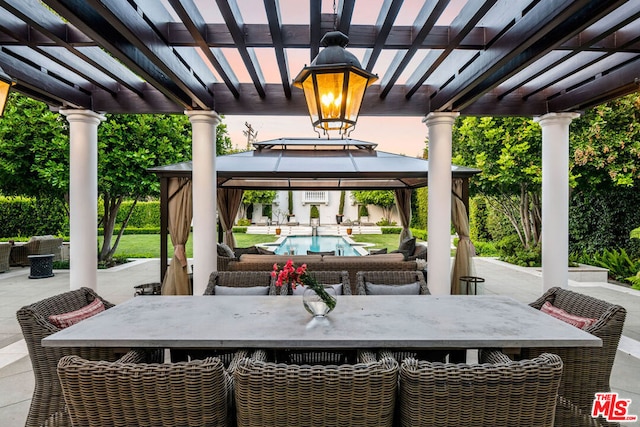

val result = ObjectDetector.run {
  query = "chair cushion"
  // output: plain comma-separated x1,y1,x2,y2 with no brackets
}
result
365,282,421,295
217,243,235,258
48,298,105,328
541,301,597,329
292,283,343,295
214,285,270,295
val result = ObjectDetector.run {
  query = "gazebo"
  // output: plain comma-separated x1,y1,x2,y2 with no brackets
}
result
150,137,480,291
1,1,638,294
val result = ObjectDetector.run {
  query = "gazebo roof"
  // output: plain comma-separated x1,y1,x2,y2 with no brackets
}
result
149,138,480,190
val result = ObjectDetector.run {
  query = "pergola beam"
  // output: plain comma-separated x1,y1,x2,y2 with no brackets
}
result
263,0,291,98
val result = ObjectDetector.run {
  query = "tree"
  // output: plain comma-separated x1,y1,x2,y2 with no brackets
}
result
452,116,542,250
0,93,68,200
98,114,233,262
352,190,396,223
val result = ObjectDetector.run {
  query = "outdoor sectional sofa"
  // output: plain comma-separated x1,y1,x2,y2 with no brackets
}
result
228,253,419,295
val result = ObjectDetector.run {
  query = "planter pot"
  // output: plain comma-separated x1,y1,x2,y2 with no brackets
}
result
336,214,343,224
275,228,282,235
346,228,353,235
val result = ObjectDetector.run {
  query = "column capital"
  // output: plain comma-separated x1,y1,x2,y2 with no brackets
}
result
59,109,105,124
185,110,221,126
423,112,460,127
534,112,580,126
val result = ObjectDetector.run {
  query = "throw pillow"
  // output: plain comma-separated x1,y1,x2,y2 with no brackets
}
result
292,284,343,295
48,298,105,329
216,243,235,258
396,237,416,260
214,285,270,296
540,301,597,329
365,281,421,295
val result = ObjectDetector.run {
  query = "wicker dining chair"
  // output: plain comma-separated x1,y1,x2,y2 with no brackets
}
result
521,287,627,427
234,349,398,427
58,348,242,427
398,350,563,427
16,287,124,427
204,270,277,295
355,270,429,295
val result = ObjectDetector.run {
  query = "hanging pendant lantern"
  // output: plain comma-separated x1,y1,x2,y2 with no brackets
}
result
293,31,378,137
0,66,16,117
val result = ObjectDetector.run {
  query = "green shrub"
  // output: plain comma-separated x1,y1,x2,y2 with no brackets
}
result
473,241,499,257
97,200,160,228
310,205,320,219
410,228,427,240
496,234,541,267
575,248,640,283
232,226,247,233
381,227,401,234
358,205,369,218
376,218,397,226
97,227,160,235
236,218,251,226
470,196,491,241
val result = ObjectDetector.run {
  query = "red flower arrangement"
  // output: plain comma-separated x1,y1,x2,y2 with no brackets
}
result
271,259,336,310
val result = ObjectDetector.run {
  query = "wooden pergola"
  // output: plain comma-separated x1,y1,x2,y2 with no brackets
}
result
1,0,638,116
2,0,639,294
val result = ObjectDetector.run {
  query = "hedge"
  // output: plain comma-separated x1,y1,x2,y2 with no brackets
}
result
0,196,68,238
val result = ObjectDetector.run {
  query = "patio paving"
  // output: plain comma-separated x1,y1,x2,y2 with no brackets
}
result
0,257,638,426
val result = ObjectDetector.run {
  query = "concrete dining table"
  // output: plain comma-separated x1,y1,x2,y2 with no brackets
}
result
42,295,602,351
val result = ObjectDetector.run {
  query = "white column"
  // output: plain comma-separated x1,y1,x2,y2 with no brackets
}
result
60,109,105,291
535,112,580,292
424,112,459,295
187,110,221,295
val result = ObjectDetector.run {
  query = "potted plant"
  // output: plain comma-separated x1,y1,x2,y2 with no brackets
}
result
336,190,345,224
343,218,353,235
287,190,295,222
273,209,287,235
358,204,369,224
310,205,320,226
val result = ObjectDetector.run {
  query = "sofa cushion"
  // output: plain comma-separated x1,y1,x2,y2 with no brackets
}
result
214,285,270,296
292,283,343,295
233,246,260,257
323,253,405,263
369,248,388,255
217,243,235,258
365,282,421,295
541,301,597,329
48,298,105,329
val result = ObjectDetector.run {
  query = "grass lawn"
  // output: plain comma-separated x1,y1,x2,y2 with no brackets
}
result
101,233,406,258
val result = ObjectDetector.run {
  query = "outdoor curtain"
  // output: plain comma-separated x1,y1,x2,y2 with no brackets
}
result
161,177,193,295
217,188,244,249
394,188,413,242
450,178,476,295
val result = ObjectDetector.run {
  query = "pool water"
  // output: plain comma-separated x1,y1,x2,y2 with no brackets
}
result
274,236,361,256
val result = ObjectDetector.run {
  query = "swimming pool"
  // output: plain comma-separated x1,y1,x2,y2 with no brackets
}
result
273,235,363,256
